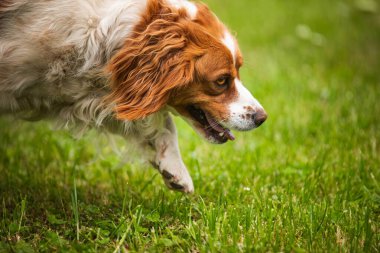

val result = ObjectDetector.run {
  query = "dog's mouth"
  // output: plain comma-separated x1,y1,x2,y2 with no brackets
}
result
186,105,235,144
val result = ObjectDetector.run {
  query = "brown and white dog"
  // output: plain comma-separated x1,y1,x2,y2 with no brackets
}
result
0,0,267,193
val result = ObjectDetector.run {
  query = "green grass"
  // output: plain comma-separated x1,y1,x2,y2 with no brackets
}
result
1,0,380,252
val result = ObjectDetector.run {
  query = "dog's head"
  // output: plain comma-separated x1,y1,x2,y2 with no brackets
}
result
108,0,267,144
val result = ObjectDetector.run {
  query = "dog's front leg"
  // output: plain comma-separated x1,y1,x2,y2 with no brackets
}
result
151,114,194,193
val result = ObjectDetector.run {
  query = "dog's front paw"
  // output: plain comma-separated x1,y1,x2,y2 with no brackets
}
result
160,169,194,194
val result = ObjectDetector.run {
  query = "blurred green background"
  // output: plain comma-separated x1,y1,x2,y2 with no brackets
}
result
1,0,379,252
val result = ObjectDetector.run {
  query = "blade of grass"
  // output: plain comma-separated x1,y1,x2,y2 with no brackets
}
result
71,176,80,241
17,197,26,233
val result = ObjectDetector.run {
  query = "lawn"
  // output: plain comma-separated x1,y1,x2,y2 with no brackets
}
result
1,0,379,252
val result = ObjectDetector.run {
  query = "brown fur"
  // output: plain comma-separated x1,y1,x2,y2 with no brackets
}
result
193,3,224,38
169,47,238,122
108,0,198,120
108,0,240,122
0,0,14,12
0,0,26,14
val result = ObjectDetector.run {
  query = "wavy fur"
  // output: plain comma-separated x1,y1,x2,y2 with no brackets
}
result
108,1,195,120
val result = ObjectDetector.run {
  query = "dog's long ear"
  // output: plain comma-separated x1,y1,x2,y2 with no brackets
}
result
107,17,195,121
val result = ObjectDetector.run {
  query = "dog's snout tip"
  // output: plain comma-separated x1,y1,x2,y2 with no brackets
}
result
253,109,267,127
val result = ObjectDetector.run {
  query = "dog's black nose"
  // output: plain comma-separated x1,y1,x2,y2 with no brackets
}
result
252,109,267,127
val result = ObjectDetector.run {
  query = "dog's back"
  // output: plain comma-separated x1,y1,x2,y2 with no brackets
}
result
0,0,146,120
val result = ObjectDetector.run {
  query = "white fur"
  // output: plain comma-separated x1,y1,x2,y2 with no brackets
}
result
153,116,194,193
0,0,149,130
225,79,264,131
222,31,236,64
166,0,198,19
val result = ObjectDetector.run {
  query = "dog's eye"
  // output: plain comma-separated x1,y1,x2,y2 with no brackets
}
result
215,76,230,88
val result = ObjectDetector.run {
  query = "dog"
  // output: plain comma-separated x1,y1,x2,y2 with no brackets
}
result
0,0,267,193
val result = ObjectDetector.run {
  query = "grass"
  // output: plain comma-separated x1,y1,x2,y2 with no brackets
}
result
1,0,380,252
